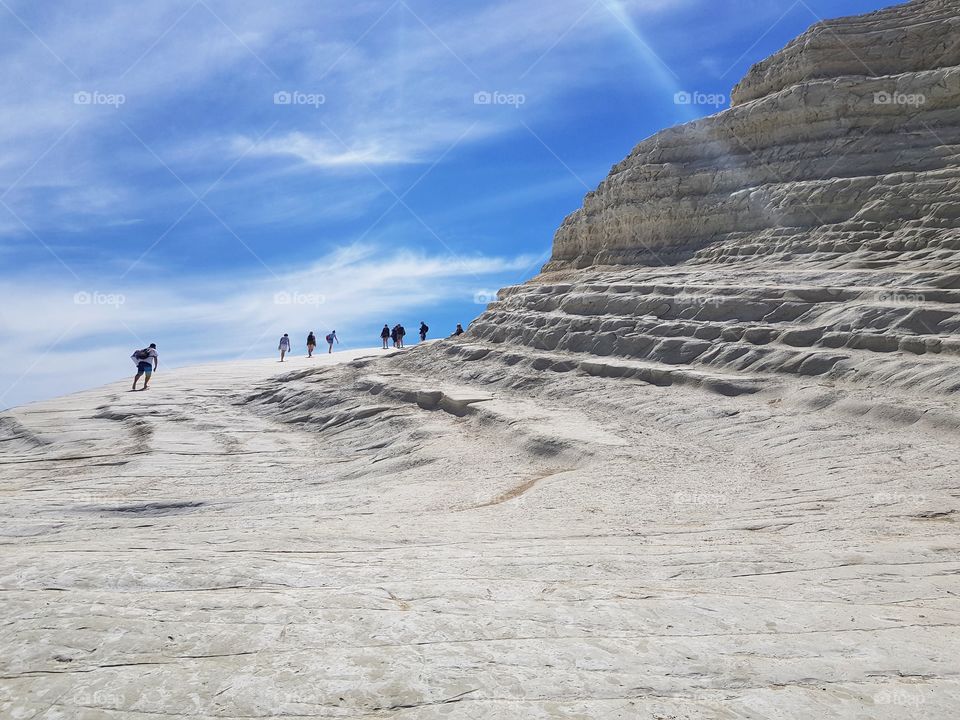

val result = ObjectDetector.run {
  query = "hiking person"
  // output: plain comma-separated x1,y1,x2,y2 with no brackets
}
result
454,323,464,336
380,324,390,349
419,321,429,342
326,330,339,353
131,343,158,391
397,324,406,348
306,332,317,358
278,333,291,362
391,325,399,348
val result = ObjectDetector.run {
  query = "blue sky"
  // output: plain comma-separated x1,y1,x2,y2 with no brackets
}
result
0,0,894,408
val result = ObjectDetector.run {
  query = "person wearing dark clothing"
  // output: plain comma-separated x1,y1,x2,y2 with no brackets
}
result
306,332,317,357
397,324,406,348
391,325,399,348
419,321,429,342
380,324,390,349
454,323,464,336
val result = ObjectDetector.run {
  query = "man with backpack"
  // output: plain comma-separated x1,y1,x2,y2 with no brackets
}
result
326,330,339,353
419,321,429,342
397,324,406,348
380,324,390,349
306,331,317,358
131,344,158,391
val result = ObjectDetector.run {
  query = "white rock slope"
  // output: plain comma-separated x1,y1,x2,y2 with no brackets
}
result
2,1,960,718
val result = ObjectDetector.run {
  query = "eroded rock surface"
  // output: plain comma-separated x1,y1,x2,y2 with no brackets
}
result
3,1,960,717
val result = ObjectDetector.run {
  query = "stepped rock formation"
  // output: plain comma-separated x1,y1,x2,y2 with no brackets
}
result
2,1,960,718
469,0,960,402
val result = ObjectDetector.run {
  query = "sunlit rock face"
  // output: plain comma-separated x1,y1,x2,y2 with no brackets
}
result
469,0,960,397
3,3,960,719
546,0,960,270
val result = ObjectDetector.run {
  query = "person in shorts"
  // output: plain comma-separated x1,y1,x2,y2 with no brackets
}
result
131,344,158,391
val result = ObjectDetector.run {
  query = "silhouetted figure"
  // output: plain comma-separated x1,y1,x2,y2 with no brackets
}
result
419,321,429,342
326,330,339,353
380,324,390,349
454,324,464,336
307,332,317,357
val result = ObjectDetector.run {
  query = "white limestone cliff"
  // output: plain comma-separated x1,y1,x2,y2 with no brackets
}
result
2,2,959,718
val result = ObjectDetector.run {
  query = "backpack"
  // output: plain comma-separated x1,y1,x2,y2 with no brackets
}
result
325,334,333,343
422,324,429,333
134,348,151,360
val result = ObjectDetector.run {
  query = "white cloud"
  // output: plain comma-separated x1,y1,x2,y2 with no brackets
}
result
0,242,537,409
0,0,694,211
0,0,708,409
232,132,415,168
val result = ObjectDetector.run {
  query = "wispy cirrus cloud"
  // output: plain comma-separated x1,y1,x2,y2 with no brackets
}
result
0,0,690,208
231,132,417,168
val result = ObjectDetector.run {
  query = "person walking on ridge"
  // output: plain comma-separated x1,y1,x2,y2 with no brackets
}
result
397,324,406,348
419,321,429,342
278,333,291,362
306,331,317,358
326,330,339,354
131,343,158,391
391,324,399,348
380,324,390,349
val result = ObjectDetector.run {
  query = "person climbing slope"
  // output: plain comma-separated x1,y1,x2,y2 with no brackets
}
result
380,324,390,349
278,333,291,362
326,330,339,354
131,343,158,391
306,331,317,358
419,321,429,342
